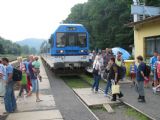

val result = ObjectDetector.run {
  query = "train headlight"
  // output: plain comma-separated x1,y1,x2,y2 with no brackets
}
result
56,50,64,53
80,50,84,53
60,50,64,53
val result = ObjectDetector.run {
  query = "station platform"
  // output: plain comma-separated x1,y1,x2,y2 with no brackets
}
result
0,59,64,120
73,88,119,106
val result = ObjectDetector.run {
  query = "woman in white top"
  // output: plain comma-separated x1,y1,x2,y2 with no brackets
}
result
92,55,102,93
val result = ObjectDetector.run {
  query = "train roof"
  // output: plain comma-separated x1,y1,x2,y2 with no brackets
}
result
59,24,83,27
52,23,88,34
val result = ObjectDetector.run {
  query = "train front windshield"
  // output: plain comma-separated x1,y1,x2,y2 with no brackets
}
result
56,33,87,48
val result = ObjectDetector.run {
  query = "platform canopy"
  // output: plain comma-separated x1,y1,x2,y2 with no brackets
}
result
112,47,131,60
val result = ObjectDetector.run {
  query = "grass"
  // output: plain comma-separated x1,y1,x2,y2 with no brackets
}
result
125,106,150,120
80,74,106,86
61,76,90,88
90,105,107,112
80,74,93,84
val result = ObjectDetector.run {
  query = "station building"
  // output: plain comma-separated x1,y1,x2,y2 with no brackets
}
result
128,15,160,59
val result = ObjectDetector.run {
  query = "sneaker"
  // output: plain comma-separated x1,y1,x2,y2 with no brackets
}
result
138,98,146,103
138,96,146,103
104,94,110,98
111,98,116,101
137,95,141,100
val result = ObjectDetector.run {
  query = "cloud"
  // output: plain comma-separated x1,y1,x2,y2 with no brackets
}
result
0,0,87,41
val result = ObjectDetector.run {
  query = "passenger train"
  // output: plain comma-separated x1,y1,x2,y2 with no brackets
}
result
41,24,90,73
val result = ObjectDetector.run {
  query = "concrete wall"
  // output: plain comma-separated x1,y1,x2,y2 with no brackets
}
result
134,21,160,59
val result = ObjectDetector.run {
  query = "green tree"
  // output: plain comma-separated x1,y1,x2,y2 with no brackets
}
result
64,0,159,51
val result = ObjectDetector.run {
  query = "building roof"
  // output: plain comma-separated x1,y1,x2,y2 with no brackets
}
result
127,15,160,27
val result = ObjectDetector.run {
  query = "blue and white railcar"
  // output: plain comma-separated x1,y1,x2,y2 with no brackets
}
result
42,24,90,71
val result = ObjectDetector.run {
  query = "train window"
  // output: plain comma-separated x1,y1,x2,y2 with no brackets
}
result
78,33,87,47
56,33,66,47
67,33,77,46
56,32,87,47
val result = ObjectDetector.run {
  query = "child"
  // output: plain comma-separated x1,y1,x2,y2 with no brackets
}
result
130,61,137,87
18,68,28,97
32,56,42,81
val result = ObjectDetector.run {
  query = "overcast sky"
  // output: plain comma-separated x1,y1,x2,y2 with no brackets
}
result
0,0,87,41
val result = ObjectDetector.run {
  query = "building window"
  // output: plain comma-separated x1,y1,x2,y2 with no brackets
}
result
145,36,160,57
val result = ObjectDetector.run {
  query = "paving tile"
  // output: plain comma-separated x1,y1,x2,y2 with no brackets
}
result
16,94,56,112
6,110,63,120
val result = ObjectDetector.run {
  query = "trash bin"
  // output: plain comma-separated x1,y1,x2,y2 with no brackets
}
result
124,60,135,76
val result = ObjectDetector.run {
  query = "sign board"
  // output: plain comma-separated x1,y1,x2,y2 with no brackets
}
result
131,5,160,16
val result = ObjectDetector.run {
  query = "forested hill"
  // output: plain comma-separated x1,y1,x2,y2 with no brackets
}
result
64,0,160,51
0,36,37,55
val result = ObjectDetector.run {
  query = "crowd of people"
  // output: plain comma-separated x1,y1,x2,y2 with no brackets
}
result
90,48,160,103
0,55,42,114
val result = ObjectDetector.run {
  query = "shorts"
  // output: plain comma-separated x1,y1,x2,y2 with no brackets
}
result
31,79,39,93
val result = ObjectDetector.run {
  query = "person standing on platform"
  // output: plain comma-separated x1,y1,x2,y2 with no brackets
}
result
150,51,158,87
136,56,146,103
115,52,124,81
92,55,102,93
18,67,28,97
32,56,42,81
23,57,32,94
2,58,17,113
130,61,137,87
28,55,42,102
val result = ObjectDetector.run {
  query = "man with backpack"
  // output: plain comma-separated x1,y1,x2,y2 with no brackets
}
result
2,58,17,113
136,56,146,102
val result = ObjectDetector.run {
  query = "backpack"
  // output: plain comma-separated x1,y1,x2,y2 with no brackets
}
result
12,68,22,81
144,64,151,77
